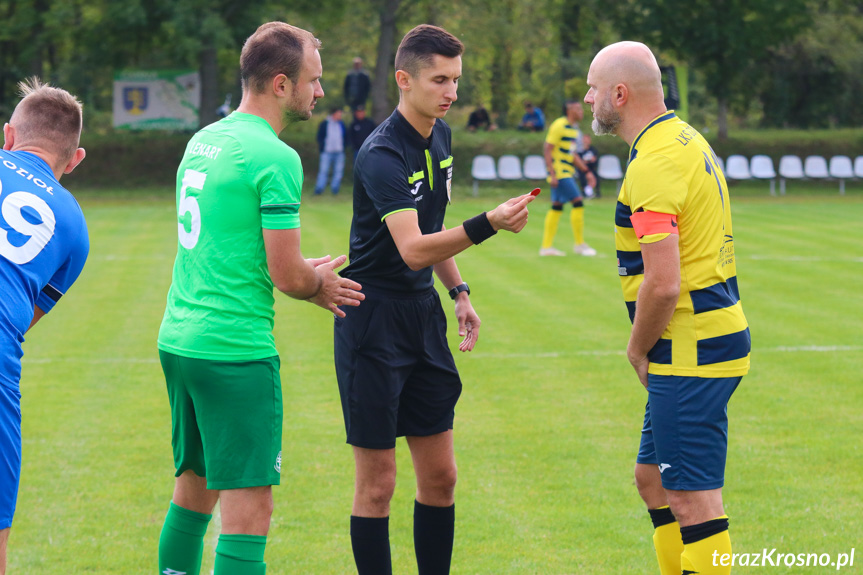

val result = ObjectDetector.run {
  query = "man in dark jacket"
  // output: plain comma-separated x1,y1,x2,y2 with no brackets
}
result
348,105,377,160
344,57,371,112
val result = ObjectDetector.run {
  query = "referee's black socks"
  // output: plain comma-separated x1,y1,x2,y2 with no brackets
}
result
351,515,392,575
414,500,455,575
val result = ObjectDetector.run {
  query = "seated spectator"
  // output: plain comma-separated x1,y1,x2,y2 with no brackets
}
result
578,133,601,198
518,101,545,131
467,104,497,132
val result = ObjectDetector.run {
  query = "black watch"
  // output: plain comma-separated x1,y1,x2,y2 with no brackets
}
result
448,283,470,300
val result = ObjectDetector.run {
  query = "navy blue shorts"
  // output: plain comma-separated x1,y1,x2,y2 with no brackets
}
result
333,287,462,449
550,176,583,204
0,382,22,529
637,374,742,491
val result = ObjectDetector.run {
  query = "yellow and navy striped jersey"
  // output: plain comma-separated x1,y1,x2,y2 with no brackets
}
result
545,116,583,181
615,111,750,377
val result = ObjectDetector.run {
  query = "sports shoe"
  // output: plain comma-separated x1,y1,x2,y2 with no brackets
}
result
573,243,597,256
539,247,566,256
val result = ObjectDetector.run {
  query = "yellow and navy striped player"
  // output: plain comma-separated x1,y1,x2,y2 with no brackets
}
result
539,101,596,256
587,41,749,575
615,111,750,377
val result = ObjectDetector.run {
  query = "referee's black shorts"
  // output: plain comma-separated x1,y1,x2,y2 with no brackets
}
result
333,286,462,449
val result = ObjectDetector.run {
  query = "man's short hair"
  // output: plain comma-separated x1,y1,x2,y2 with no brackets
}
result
240,22,322,93
394,25,464,78
9,77,83,163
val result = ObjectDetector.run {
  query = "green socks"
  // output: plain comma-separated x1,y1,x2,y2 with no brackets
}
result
214,533,268,575
158,501,212,575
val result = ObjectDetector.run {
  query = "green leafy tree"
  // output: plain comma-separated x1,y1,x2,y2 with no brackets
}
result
611,0,809,138
757,0,863,128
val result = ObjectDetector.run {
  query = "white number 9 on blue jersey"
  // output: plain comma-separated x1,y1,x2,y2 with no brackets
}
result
0,186,57,265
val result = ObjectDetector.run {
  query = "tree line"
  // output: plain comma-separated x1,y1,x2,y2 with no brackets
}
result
1,0,860,139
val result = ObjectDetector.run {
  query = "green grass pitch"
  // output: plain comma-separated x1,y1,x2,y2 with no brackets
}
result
12,182,863,574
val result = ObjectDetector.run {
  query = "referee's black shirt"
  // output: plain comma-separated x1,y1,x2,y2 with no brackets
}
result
341,108,454,293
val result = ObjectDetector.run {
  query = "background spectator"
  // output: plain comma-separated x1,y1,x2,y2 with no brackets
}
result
518,101,545,131
348,105,377,160
343,57,371,112
467,103,497,131
315,107,347,195
578,133,601,198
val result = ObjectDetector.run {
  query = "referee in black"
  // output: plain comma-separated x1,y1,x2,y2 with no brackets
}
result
334,24,536,575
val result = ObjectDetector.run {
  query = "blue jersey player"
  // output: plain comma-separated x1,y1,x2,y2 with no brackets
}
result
0,78,88,574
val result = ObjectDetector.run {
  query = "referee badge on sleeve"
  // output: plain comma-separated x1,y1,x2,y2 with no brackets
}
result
446,166,453,203
441,155,454,203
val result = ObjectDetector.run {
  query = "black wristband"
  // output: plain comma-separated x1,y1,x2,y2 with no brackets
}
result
462,212,497,244
448,283,470,300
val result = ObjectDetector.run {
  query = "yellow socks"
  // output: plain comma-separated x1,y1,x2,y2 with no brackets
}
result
680,516,731,574
648,506,684,575
570,206,585,245
542,208,562,249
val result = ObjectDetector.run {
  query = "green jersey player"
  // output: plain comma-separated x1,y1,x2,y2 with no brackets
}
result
156,22,363,575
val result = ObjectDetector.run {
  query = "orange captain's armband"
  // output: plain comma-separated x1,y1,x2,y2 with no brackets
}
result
629,210,679,239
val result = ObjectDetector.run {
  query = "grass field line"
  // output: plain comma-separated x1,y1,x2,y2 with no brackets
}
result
21,344,862,365
88,253,863,263
471,345,861,359
97,254,173,260
748,254,863,263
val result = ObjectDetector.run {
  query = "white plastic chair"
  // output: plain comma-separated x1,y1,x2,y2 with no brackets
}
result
471,155,497,196
597,154,624,191
854,156,863,178
829,155,854,195
724,155,751,181
750,155,777,195
778,155,804,195
523,155,547,180
497,155,523,181
804,155,829,180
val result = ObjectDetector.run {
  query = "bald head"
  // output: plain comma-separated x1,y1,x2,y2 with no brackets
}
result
592,42,663,100
584,41,667,143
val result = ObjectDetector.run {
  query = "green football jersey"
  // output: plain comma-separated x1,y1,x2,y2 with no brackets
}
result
158,112,303,360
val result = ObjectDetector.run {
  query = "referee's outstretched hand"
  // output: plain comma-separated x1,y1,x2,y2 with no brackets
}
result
307,255,364,317
487,192,536,233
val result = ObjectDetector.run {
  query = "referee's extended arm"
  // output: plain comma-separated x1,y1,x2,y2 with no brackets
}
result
385,192,536,271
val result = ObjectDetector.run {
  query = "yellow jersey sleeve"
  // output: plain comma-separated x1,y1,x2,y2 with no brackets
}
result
626,153,688,244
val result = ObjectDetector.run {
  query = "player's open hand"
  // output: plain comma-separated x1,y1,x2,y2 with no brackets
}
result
454,295,481,352
309,254,364,317
487,192,536,233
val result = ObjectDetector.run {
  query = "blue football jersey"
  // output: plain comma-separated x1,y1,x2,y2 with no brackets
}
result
0,150,89,389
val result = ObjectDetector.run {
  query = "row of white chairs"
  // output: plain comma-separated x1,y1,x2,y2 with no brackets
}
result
470,154,624,195
721,154,862,195
472,153,862,196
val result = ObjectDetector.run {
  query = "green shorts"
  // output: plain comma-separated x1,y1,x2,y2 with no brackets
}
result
159,350,283,490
